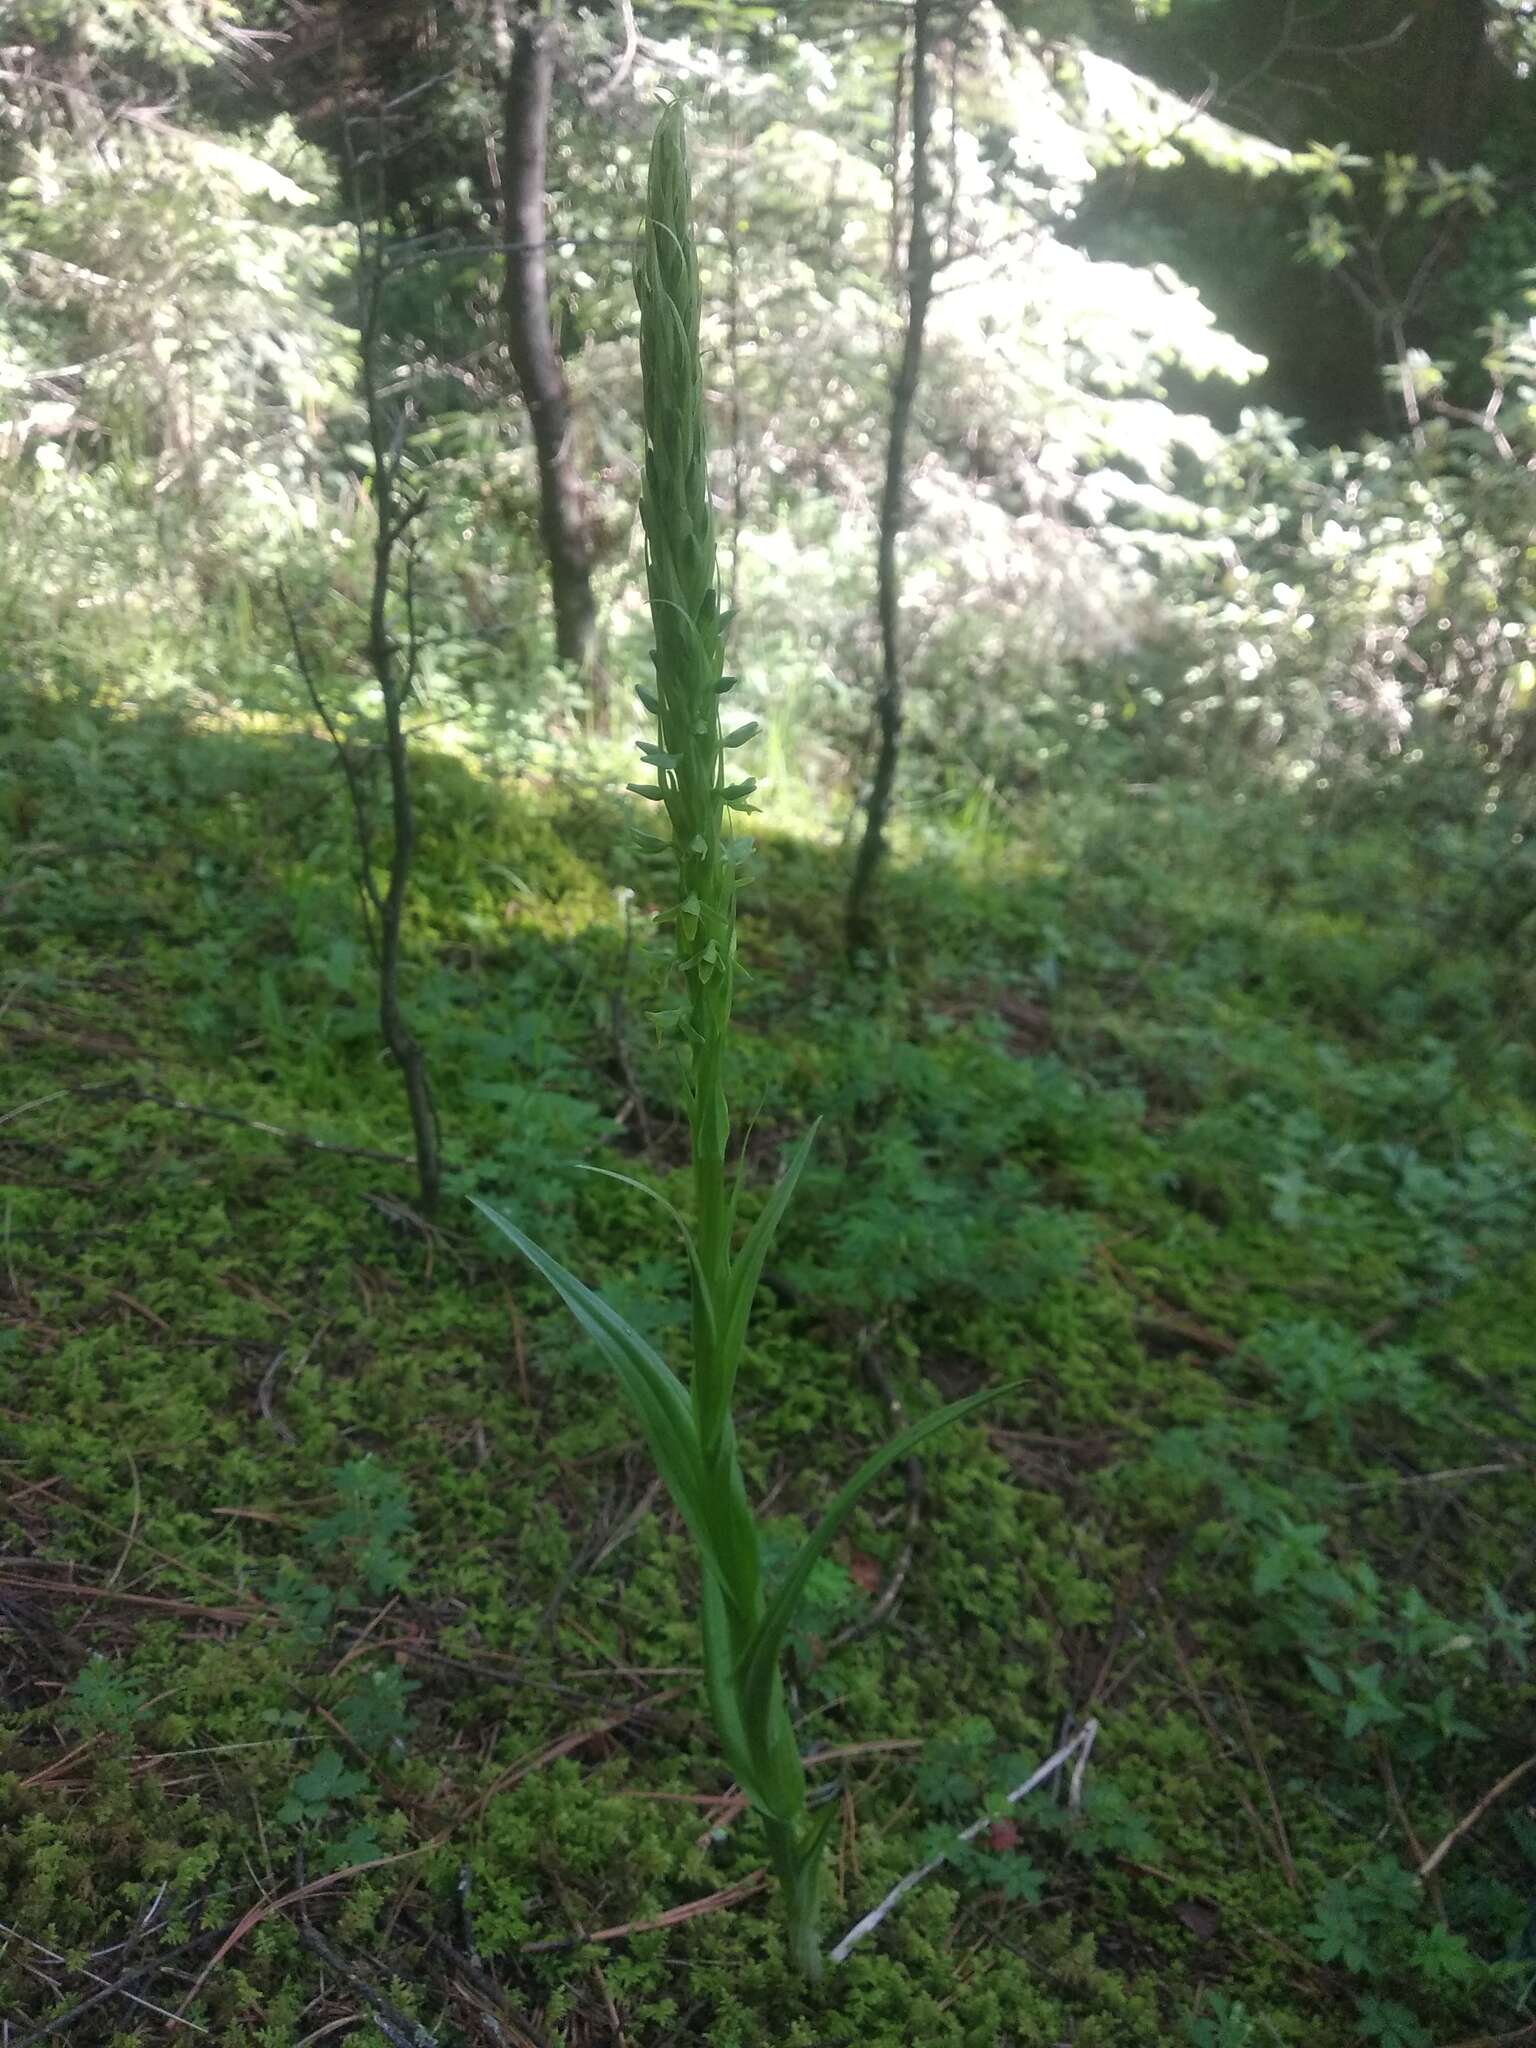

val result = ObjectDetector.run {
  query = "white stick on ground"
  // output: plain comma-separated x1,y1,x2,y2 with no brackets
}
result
829,1718,1100,1965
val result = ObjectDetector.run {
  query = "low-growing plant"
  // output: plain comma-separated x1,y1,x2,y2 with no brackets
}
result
306,1457,416,1599
1184,1993,1260,2048
474,101,1009,1978
66,1653,146,1739
1141,1397,1536,2022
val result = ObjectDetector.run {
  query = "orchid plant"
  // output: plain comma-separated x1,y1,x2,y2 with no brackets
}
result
476,101,1006,1979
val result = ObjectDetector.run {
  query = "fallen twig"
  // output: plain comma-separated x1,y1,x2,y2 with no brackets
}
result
414,1919,553,2048
1226,1672,1298,1893
2,1923,214,2047
1419,1755,1536,1882
132,1086,416,1167
1345,1461,1524,1494
257,1348,295,1444
1096,1247,1237,1357
178,1847,433,2015
297,1917,438,2048
1161,1607,1296,1889
1439,2023,1536,2048
18,1737,101,1791
1079,1540,1180,1715
0,1073,416,1167
106,1449,143,1587
0,1573,260,1626
518,1872,767,1954
458,1687,686,1827
171,1690,666,2015
828,1718,1099,1964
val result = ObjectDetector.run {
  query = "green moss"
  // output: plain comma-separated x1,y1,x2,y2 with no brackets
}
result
2,693,1534,2041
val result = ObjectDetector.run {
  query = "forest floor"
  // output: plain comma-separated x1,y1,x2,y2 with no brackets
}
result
4,690,1536,2048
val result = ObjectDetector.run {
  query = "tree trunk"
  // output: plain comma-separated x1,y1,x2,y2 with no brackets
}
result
1415,0,1494,167
360,239,442,1217
501,5,600,702
847,0,940,956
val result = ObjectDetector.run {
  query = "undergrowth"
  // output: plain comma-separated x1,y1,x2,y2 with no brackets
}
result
2,688,1535,2045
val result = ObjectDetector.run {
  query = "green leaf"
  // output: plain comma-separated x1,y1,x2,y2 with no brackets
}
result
575,1163,719,1360
336,1667,418,1754
1305,1655,1343,1696
278,1747,368,1823
68,1655,145,1736
320,1819,384,1873
737,1382,1020,1738
793,1797,841,1877
707,1124,819,1446
699,1568,775,1813
470,1197,719,1574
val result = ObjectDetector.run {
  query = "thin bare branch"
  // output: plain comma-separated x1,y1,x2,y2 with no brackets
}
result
1419,1754,1536,1882
586,0,639,107
277,575,383,949
829,1719,1100,1963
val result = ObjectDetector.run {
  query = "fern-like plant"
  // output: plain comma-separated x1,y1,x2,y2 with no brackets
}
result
475,99,1006,1980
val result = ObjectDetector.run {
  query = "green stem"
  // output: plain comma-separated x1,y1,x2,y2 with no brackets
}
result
638,97,824,1982
689,1031,731,1454
763,1815,824,1983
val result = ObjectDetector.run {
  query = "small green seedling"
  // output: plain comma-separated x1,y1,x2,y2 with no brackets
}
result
475,100,1011,1978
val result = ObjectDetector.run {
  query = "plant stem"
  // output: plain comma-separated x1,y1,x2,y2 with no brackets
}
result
480,97,1016,1986
637,99,823,1971
612,98,1008,1980
763,1816,824,1985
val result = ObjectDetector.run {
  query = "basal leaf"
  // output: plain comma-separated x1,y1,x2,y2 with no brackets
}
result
471,1197,718,1570
576,1162,720,1360
737,1383,1020,1736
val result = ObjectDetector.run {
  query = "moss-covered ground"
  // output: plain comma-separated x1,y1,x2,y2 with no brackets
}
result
4,692,1535,2047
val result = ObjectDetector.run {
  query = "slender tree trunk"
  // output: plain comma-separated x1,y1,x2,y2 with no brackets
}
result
847,0,940,955
887,33,908,287
373,576,441,1217
360,244,442,1216
284,139,442,1217
501,4,601,704
1416,0,1494,167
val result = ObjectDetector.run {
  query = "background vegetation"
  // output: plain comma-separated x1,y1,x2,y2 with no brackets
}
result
3,3,1535,2044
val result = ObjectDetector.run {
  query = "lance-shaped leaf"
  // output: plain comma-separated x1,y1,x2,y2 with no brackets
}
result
702,1123,818,1449
471,1197,717,1575
736,1383,1020,1740
791,1799,841,1881
576,1163,720,1362
699,1571,779,1815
